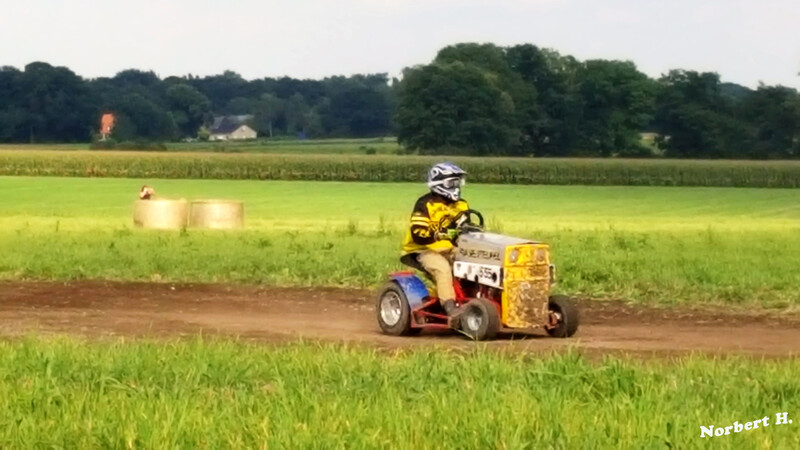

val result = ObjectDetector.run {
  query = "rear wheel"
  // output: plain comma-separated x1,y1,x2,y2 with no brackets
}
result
376,282,418,336
546,295,579,338
459,298,501,341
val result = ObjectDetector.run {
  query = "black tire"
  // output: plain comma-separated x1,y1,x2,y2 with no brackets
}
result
376,282,418,336
459,298,501,341
546,295,579,338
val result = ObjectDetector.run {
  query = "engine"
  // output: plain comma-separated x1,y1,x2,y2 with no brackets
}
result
454,231,554,328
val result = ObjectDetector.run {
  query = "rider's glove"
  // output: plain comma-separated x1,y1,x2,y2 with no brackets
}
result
437,228,460,242
448,228,461,241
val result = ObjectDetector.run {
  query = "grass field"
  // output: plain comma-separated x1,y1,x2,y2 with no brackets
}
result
0,337,797,448
2,174,799,448
169,137,403,154
0,138,403,155
2,176,800,307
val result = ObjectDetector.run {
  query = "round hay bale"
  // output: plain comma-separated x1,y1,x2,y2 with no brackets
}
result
188,200,244,229
133,199,188,230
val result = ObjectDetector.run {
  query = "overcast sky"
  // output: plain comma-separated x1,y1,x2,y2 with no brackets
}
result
1,0,798,88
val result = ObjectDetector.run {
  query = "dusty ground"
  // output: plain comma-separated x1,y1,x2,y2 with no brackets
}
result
1,281,799,357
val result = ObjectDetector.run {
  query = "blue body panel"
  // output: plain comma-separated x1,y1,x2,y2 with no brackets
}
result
390,273,431,309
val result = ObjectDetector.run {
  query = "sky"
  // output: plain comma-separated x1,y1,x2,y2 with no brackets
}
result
1,0,798,89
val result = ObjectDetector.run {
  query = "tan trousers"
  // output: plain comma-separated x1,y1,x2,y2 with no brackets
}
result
416,249,456,303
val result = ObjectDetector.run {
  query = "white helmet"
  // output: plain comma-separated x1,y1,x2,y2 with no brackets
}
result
427,162,466,201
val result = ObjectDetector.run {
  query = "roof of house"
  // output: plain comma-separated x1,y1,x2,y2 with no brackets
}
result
210,121,243,134
210,115,254,134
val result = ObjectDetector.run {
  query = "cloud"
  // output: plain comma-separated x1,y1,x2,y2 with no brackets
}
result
1,0,797,88
356,0,569,10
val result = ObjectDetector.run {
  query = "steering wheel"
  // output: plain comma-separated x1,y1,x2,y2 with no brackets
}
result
457,209,485,233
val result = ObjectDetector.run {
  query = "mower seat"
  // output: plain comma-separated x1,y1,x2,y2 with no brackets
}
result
400,253,434,281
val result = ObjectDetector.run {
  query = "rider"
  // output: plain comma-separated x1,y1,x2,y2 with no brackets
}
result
401,162,469,323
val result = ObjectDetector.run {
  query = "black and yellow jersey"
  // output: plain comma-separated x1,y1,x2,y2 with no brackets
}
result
402,193,470,254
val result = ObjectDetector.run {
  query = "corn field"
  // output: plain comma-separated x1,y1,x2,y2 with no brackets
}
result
2,150,800,187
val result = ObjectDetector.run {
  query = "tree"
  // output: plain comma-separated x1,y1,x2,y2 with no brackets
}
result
112,69,162,89
189,71,249,111
2,49,799,156
109,69,167,106
397,61,516,154
316,74,393,137
111,93,176,141
436,43,513,78
166,84,211,137
505,44,582,155
654,70,755,158
93,70,176,142
741,85,800,158
325,85,391,137
272,76,324,102
435,43,538,155
575,60,657,156
0,66,26,142
285,93,310,135
197,125,211,141
19,62,94,142
251,94,283,137
225,97,257,115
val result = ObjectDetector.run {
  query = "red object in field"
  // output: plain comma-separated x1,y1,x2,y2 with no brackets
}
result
100,113,115,135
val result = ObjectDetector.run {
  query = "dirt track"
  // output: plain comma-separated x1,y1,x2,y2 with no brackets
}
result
1,281,799,357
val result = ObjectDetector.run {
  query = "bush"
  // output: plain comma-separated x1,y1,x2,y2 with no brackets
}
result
197,126,211,141
89,139,116,150
115,141,168,151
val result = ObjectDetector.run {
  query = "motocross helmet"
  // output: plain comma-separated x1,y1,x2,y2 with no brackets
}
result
427,162,466,201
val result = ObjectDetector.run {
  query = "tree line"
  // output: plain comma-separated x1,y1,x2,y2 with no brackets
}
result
0,63,394,143
398,43,800,158
1,43,798,158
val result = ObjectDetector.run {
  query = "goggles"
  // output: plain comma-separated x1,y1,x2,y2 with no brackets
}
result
441,177,465,189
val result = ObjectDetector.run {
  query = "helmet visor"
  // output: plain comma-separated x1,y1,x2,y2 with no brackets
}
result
441,177,465,189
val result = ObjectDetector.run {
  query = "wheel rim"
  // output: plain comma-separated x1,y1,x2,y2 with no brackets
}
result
380,292,402,326
464,307,483,331
548,306,563,329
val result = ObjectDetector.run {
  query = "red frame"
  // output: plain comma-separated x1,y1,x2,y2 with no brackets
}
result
410,278,502,329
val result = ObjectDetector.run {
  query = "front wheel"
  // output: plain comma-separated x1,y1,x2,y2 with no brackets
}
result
376,282,418,336
460,298,501,341
545,295,579,338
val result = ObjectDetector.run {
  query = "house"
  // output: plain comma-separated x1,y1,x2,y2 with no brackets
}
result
209,115,257,141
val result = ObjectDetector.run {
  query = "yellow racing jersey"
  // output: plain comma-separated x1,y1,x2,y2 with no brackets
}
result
402,193,469,255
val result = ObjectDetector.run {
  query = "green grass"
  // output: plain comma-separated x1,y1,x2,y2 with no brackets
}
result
168,137,403,154
0,138,403,155
2,176,800,307
0,337,797,448
4,150,800,187
0,143,90,152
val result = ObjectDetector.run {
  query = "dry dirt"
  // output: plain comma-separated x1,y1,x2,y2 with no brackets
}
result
1,281,799,357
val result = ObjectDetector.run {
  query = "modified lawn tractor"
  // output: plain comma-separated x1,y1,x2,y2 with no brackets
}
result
376,211,579,341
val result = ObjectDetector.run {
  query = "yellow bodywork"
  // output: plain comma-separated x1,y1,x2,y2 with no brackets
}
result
501,244,552,328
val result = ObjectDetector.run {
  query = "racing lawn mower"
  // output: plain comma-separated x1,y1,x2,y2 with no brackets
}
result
376,210,579,341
